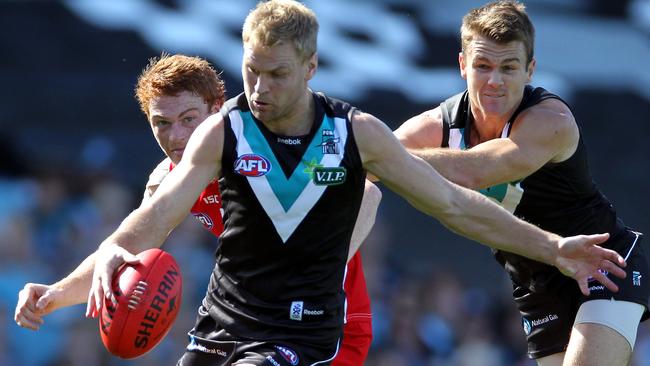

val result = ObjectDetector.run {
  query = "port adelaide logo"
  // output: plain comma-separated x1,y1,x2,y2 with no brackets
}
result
318,129,339,154
234,154,271,177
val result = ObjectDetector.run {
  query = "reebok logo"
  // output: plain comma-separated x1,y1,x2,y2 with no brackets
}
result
277,137,302,145
303,309,324,316
289,301,324,321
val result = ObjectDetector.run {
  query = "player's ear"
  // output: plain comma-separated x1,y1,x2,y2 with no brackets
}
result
209,101,221,114
459,52,467,79
305,52,318,81
526,58,536,83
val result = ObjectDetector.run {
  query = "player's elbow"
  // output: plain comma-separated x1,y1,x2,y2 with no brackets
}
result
418,183,462,219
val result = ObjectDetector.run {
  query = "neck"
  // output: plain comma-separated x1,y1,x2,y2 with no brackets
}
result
264,90,315,136
469,97,522,144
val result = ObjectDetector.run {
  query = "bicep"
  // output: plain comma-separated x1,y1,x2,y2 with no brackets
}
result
394,108,444,150
354,113,454,215
470,107,578,185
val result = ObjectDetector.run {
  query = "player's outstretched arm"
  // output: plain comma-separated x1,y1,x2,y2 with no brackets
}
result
15,170,177,329
348,180,382,261
16,252,103,330
353,111,625,295
87,114,225,317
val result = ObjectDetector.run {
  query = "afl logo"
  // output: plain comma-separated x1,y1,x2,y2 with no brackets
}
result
234,154,271,177
275,345,299,365
192,212,213,229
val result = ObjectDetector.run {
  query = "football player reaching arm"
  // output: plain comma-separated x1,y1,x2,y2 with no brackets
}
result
14,143,381,329
352,110,625,296
84,113,224,316
14,114,224,330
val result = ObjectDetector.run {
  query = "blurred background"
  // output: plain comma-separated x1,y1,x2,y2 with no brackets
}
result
1,0,649,365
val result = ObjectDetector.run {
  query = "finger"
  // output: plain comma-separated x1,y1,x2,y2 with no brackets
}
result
15,314,41,331
600,260,626,280
586,233,610,246
607,249,626,267
86,285,96,317
17,307,44,327
95,282,104,316
578,278,590,296
593,246,626,268
592,270,620,293
122,252,141,265
35,292,53,311
100,271,113,308
16,288,30,313
89,276,104,318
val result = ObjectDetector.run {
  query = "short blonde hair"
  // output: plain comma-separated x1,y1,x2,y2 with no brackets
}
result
461,0,535,67
242,0,318,60
135,53,226,119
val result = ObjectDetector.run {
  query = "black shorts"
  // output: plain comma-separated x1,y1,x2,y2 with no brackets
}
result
512,230,649,359
177,305,340,366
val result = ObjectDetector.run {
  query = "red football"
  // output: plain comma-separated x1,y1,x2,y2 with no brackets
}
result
99,248,183,359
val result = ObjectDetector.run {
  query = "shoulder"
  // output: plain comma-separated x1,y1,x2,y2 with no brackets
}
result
143,157,172,199
221,93,248,114
313,91,355,119
195,113,226,137
516,98,576,134
512,98,579,162
350,110,393,145
146,157,172,189
350,110,406,166
394,107,444,149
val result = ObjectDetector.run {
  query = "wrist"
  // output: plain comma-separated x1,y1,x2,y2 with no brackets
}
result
548,235,564,267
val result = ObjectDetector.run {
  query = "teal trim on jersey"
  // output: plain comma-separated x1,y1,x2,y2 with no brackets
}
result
479,184,507,202
457,128,520,204
459,128,467,149
240,111,334,212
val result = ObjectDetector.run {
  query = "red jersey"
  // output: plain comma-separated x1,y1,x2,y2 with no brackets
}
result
187,177,224,237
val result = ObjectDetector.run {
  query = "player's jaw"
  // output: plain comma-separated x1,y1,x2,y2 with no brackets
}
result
168,146,186,163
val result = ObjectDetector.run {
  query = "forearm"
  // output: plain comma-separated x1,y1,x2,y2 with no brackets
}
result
409,148,480,188
383,154,560,266
50,252,98,307
439,183,560,265
100,204,172,253
348,180,382,261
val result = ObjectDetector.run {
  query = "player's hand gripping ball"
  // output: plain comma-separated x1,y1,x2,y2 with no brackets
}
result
99,248,182,359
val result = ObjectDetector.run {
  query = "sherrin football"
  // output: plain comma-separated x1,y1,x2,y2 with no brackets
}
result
99,248,183,359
